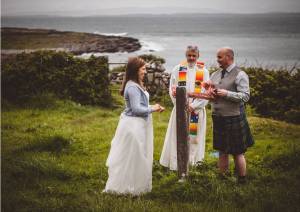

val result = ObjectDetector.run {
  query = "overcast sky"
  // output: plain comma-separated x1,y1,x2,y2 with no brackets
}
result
2,0,300,16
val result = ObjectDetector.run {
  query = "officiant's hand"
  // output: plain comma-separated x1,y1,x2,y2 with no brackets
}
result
171,85,177,97
188,92,203,99
188,104,195,113
188,91,215,100
187,92,196,98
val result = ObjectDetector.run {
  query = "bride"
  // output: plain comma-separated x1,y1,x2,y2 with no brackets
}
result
103,57,164,195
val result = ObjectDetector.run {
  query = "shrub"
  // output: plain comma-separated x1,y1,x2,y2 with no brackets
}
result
2,51,112,106
244,67,300,124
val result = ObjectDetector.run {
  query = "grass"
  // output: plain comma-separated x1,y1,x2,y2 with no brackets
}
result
2,31,87,49
2,91,300,211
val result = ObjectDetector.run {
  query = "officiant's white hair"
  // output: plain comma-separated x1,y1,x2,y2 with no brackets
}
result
186,45,199,55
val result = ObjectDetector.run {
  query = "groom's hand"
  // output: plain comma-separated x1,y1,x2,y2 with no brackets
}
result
216,89,228,97
202,80,213,90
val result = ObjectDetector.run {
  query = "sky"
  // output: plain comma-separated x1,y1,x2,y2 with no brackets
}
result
2,0,300,16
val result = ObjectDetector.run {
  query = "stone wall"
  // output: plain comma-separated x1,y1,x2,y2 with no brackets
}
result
109,55,171,98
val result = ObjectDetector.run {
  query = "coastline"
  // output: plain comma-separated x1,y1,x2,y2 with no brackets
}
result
1,27,142,55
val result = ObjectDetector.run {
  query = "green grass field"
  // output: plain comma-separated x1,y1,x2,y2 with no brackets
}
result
2,91,300,212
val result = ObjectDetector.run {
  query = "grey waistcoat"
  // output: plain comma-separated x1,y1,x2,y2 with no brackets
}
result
211,67,241,116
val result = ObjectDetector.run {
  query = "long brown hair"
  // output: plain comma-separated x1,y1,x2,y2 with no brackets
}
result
120,57,146,96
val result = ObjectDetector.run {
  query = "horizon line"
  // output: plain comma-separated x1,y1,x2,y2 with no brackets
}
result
2,11,300,18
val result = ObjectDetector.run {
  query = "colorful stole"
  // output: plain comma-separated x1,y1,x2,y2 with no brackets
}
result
178,61,188,87
178,61,205,144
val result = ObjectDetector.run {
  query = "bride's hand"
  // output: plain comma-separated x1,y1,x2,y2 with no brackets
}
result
159,105,165,112
151,104,161,112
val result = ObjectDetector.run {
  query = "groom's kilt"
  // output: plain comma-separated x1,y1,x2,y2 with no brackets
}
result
212,106,254,155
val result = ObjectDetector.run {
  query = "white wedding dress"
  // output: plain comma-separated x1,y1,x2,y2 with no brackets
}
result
104,92,153,195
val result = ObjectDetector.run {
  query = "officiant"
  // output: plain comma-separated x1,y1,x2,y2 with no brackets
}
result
159,45,210,170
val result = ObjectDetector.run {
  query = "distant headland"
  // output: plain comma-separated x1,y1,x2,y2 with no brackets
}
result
1,27,141,55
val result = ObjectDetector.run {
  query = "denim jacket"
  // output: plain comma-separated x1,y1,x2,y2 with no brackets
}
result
123,80,153,120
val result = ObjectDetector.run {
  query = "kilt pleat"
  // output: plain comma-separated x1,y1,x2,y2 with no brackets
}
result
212,105,254,155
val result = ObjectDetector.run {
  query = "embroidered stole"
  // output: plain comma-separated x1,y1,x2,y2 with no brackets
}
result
178,61,205,143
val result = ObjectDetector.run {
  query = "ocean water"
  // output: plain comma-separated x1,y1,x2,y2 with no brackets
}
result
2,13,300,70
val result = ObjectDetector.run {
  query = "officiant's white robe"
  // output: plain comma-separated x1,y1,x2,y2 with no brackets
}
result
159,63,209,170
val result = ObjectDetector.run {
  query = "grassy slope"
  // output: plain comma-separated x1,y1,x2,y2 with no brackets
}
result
2,30,90,49
2,91,300,212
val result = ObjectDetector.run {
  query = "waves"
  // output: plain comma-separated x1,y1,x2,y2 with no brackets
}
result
93,31,165,53
93,31,128,36
140,40,164,52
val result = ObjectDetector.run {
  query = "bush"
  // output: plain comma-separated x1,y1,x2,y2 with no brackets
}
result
244,67,300,124
2,51,112,107
111,65,126,73
139,54,166,65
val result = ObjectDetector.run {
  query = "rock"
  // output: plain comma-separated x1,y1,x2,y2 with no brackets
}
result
155,72,162,78
108,54,171,98
147,73,154,82
154,78,160,85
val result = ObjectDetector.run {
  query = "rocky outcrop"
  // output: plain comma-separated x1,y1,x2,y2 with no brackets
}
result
1,27,141,55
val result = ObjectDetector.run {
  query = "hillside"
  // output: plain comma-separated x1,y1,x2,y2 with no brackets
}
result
2,91,300,211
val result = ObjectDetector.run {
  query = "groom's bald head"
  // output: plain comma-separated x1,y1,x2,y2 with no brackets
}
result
218,47,234,59
217,47,235,69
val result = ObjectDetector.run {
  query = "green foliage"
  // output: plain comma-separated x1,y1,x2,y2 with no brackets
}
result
2,51,112,107
244,67,300,123
151,89,174,108
139,54,166,65
111,65,126,73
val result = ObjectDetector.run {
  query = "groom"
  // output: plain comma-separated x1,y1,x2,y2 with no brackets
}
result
159,45,210,170
190,47,254,183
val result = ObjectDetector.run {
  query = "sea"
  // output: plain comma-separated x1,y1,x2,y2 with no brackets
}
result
2,13,300,71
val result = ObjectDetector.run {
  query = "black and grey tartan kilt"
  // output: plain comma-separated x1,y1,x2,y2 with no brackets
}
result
212,106,254,155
